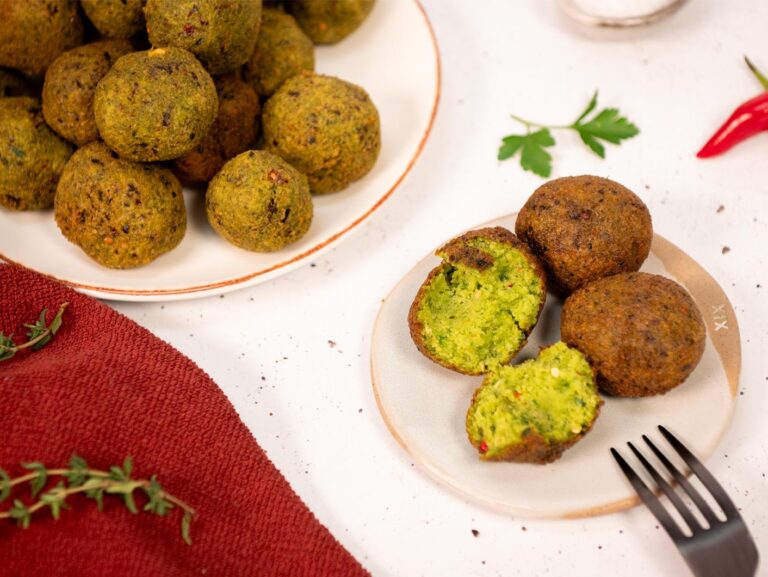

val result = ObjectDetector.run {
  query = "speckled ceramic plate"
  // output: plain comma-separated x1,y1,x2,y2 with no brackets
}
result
371,213,740,518
0,0,439,302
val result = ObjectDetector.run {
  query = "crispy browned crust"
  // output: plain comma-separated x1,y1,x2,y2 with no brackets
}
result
515,175,652,295
561,272,706,397
408,227,547,375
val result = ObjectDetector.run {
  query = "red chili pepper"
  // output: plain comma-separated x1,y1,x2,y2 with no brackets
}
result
697,57,768,159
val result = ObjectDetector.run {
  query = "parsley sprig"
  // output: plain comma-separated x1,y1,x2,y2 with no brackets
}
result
498,91,640,177
0,455,195,544
0,303,68,362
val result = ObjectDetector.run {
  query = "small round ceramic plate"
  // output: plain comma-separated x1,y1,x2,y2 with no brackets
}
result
371,214,740,518
0,0,439,302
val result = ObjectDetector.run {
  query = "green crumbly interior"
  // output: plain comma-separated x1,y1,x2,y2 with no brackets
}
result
416,237,544,374
466,342,600,459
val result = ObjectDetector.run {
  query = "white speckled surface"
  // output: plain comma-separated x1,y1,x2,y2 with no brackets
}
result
113,1,768,575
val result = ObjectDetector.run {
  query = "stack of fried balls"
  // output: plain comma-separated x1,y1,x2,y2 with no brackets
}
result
0,0,380,268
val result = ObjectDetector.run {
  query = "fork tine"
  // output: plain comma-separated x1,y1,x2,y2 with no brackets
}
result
627,441,701,534
643,434,721,527
610,447,685,541
659,426,740,519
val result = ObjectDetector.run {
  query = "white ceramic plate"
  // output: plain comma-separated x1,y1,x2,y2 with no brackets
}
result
0,0,440,301
371,214,740,518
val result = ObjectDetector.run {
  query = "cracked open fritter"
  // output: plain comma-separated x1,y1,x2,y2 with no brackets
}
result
408,227,547,375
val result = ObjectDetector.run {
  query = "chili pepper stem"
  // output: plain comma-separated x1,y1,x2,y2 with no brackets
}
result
745,56,768,91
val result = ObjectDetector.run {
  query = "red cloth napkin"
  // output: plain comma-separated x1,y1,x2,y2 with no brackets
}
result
0,264,369,577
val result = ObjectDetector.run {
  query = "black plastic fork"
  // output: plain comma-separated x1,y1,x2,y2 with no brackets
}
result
611,425,759,577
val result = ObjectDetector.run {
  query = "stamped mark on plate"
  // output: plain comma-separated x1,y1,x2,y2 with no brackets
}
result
711,304,728,331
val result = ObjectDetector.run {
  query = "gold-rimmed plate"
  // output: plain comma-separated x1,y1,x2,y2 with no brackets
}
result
0,0,440,301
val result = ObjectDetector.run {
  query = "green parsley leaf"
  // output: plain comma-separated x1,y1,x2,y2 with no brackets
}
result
497,129,555,178
572,90,599,125
500,91,639,177
575,108,639,147
497,135,525,161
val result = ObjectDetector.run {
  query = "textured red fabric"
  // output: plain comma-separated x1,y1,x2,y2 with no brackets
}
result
0,264,369,577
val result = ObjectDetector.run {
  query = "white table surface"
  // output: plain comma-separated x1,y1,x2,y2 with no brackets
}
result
114,1,768,575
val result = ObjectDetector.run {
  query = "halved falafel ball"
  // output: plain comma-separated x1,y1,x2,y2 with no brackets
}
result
243,8,315,98
263,72,380,194
144,0,262,75
0,98,74,211
0,0,85,77
43,40,133,146
54,142,186,269
206,150,313,252
80,0,146,39
515,175,653,295
288,0,374,45
466,342,601,463
408,227,547,376
173,74,260,187
560,272,706,397
94,47,218,162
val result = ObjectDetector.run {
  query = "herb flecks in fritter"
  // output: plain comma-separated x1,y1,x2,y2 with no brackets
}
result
206,151,313,252
263,72,380,194
409,227,547,375
466,342,601,463
288,0,374,45
94,48,218,162
144,0,262,74
55,142,186,268
0,98,74,211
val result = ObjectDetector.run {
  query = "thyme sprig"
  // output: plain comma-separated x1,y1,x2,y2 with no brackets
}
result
0,455,194,544
0,303,69,362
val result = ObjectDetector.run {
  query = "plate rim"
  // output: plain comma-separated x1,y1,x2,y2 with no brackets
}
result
370,213,741,519
0,0,442,302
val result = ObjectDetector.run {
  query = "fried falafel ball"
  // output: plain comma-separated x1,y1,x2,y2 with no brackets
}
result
94,47,218,162
80,0,146,38
262,72,380,194
0,98,74,211
243,8,315,98
408,227,547,375
0,0,85,77
173,74,260,187
206,150,313,252
515,175,653,295
288,0,374,45
144,0,262,75
55,142,186,268
42,40,133,146
466,342,601,463
561,272,706,397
